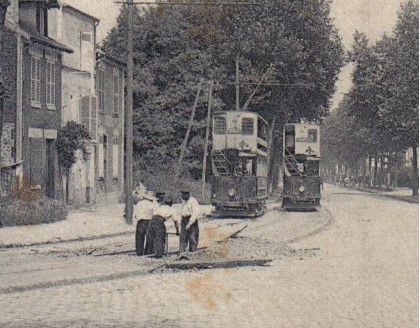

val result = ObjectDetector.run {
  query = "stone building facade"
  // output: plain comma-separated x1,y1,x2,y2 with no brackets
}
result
47,3,125,205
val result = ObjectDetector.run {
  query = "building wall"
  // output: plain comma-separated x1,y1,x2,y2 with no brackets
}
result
21,43,63,198
95,60,125,204
1,29,18,167
49,6,96,73
61,68,91,126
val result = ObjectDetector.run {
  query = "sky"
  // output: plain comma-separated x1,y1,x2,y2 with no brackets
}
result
64,0,405,109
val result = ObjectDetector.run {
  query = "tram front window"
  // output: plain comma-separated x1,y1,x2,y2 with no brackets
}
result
308,129,318,143
242,118,254,135
214,116,227,134
234,158,255,176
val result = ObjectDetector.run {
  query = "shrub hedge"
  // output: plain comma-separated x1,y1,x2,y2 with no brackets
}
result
0,197,68,227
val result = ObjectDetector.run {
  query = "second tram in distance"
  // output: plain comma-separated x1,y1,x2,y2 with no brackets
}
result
282,121,322,210
210,111,269,217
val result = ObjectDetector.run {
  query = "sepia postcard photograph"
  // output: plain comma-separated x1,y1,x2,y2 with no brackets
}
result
0,0,418,327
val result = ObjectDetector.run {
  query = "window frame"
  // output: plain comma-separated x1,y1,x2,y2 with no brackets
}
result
213,116,227,135
97,69,105,112
241,117,254,135
113,70,120,115
46,60,56,110
307,128,318,143
30,54,42,108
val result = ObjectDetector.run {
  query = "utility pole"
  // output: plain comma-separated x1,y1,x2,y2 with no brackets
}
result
0,0,10,185
242,64,273,111
175,78,203,180
235,55,240,111
115,0,261,211
202,81,214,200
124,0,134,224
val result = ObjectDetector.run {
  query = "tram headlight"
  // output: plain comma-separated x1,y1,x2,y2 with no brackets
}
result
228,189,235,197
299,186,305,193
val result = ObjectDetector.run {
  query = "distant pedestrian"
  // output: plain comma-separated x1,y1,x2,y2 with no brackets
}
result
147,196,180,258
133,191,158,256
179,188,200,253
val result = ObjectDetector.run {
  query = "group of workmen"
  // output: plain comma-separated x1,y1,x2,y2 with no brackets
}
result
133,187,201,258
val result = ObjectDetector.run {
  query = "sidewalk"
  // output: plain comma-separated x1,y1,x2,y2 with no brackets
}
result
0,203,213,248
343,185,418,204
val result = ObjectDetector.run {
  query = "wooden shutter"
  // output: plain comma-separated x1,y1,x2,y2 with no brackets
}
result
98,143,104,178
80,96,90,134
30,138,44,189
90,96,97,141
112,145,119,177
113,73,120,114
80,32,94,72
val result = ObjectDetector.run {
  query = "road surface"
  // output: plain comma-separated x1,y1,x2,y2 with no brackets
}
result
0,184,417,327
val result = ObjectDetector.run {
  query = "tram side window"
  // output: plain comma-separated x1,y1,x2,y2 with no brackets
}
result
214,116,226,135
242,118,254,135
308,129,318,143
258,118,268,139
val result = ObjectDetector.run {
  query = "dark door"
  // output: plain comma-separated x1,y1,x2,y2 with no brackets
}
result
103,135,108,193
46,139,55,198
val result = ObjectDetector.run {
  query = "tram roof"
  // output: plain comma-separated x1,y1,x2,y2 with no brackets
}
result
213,111,268,124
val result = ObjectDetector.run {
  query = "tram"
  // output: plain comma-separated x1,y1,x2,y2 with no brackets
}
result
282,121,321,210
210,111,269,217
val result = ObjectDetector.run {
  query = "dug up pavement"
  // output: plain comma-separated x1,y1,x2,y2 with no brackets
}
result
0,184,418,328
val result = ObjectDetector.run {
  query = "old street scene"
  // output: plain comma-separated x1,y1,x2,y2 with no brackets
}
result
0,0,418,327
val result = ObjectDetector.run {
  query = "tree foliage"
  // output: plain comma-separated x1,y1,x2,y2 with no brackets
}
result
103,0,344,178
322,1,419,194
56,121,91,174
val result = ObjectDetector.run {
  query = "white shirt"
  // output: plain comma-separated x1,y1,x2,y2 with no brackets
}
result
153,205,179,223
181,196,201,224
133,199,157,222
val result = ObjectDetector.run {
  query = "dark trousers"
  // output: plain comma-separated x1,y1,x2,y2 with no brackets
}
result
135,220,150,256
180,216,199,253
146,216,167,258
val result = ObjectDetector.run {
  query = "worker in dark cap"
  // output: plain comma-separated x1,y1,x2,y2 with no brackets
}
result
156,192,166,205
180,187,201,253
146,196,180,258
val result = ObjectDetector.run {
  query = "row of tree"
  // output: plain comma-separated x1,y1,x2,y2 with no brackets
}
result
103,0,344,187
322,1,418,195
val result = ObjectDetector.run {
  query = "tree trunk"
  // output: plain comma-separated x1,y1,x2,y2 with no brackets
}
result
380,153,385,188
368,156,372,187
373,155,378,188
412,146,418,196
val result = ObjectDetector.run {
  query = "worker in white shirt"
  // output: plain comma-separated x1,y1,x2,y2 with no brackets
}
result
133,191,158,256
179,188,200,253
147,196,180,258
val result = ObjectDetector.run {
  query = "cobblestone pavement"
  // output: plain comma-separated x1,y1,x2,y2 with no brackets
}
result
0,184,417,327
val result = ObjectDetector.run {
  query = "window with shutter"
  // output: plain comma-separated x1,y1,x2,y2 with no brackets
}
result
79,95,98,141
97,69,105,111
46,61,56,110
113,72,120,115
112,144,119,178
97,143,104,178
31,55,41,108
90,96,97,141
80,96,90,133
80,32,94,73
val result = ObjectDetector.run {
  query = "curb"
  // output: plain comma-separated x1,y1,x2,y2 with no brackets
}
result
346,186,419,204
0,230,134,250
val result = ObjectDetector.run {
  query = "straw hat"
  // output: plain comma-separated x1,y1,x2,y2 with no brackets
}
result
143,191,157,201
